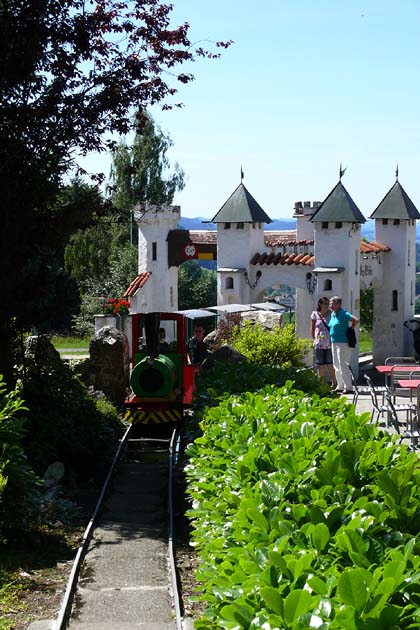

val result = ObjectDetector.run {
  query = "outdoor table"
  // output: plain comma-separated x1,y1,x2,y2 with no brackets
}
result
397,378,420,401
397,379,420,389
375,364,420,387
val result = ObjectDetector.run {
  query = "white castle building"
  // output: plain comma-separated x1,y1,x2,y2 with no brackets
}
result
124,176,420,365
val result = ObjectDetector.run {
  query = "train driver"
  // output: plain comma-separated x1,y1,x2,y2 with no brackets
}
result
186,324,209,365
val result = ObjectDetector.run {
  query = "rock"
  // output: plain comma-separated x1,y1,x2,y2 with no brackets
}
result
203,330,219,351
43,462,65,488
86,326,130,405
241,310,283,330
201,344,246,370
24,335,62,367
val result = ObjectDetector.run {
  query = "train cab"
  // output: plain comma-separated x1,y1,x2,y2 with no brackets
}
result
124,310,216,424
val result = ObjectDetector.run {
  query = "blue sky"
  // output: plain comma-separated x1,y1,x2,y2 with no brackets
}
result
83,0,420,219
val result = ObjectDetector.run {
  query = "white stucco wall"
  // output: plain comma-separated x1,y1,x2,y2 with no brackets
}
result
134,204,180,312
372,220,416,362
294,201,318,241
129,199,416,369
217,223,265,269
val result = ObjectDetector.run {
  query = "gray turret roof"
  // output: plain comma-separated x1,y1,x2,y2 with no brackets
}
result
310,181,366,223
211,183,272,224
370,180,420,220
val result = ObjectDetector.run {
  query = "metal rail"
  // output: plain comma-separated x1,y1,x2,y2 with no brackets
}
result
55,424,133,630
168,428,183,630
54,423,184,630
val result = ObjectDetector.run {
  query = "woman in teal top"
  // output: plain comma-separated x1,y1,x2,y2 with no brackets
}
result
329,296,359,393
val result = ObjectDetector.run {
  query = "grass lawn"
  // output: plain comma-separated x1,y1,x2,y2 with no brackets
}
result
51,335,90,351
358,328,372,354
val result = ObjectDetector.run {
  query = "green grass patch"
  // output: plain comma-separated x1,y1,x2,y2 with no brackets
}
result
51,335,90,350
359,328,372,354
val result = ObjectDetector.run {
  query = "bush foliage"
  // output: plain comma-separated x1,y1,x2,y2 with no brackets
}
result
230,322,312,368
21,359,124,482
0,376,39,534
186,384,420,629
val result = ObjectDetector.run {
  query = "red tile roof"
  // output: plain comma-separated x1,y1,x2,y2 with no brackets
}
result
189,229,391,253
264,231,313,247
360,240,390,253
251,252,315,267
189,230,217,245
189,229,311,247
251,238,390,268
124,272,151,298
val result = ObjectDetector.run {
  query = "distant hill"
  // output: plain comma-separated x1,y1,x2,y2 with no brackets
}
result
178,217,300,232
178,217,420,242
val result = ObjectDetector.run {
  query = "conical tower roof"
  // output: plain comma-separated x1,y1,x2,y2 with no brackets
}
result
310,180,365,223
211,183,272,224
370,180,420,220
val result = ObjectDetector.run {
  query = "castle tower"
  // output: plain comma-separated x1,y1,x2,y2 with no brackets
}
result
309,179,365,366
210,182,272,305
294,200,320,241
133,204,180,312
370,179,420,362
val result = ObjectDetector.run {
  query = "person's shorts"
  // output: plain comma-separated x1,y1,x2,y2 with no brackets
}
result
315,348,333,365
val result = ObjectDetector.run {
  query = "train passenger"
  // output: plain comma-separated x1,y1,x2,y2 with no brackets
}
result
187,324,209,365
159,327,169,352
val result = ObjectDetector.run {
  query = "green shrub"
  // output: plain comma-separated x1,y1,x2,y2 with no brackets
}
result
186,384,420,629
0,376,39,534
230,322,311,367
196,360,330,410
21,361,124,482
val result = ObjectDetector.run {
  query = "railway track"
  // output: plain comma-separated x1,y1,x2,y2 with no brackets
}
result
54,423,185,630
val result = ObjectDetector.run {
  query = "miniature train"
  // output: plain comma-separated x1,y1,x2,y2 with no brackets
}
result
124,310,213,424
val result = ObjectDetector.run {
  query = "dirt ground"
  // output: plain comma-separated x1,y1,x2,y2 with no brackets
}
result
1,470,200,630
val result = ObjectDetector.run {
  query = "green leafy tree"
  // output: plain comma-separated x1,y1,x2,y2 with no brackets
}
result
360,287,373,332
178,260,217,310
0,0,230,385
66,118,185,333
109,114,185,237
71,243,138,336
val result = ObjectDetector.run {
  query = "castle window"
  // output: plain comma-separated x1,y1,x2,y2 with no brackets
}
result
355,249,359,275
225,277,234,289
152,242,157,261
237,222,244,229
383,219,388,225
323,279,332,291
170,286,174,307
224,223,231,229
392,290,398,311
393,219,400,225
335,222,342,228
322,222,328,229
408,240,411,266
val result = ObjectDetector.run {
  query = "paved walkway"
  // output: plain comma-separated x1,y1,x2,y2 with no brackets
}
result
340,363,420,450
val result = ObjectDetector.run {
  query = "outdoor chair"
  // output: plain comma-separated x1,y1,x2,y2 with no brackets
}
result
345,362,371,406
384,356,416,365
358,371,387,405
384,391,420,450
364,374,415,426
